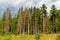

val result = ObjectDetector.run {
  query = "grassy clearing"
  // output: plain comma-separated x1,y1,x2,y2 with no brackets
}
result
0,34,59,40
40,34,57,40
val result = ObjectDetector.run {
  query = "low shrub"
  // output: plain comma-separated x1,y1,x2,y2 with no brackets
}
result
35,33,40,40
56,35,60,40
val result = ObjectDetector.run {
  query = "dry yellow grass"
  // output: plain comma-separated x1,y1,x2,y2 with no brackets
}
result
40,34,57,40
0,34,58,40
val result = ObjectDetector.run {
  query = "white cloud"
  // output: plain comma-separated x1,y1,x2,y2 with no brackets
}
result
36,0,60,11
0,0,60,15
0,0,26,9
0,0,58,9
50,0,60,9
0,0,60,17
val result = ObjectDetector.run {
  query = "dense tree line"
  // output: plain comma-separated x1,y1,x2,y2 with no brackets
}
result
0,4,60,34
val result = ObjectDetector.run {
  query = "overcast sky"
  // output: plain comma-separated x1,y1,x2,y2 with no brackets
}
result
0,0,60,17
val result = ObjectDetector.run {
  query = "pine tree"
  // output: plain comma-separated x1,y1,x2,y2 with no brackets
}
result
25,8,30,35
41,4,48,33
2,8,11,32
50,5,57,33
17,8,22,34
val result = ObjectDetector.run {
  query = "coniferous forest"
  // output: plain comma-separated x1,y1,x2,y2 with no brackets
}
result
0,4,60,40
0,4,60,35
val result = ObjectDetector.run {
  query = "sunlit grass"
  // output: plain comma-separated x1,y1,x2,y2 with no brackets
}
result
0,33,59,40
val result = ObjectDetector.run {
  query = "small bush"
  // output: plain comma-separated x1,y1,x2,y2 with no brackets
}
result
35,33,40,40
56,35,60,40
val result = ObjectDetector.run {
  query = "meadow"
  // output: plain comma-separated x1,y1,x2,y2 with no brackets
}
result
0,33,59,40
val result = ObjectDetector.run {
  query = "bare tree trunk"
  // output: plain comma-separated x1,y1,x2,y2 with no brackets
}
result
52,16,56,33
2,12,5,33
27,14,29,35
